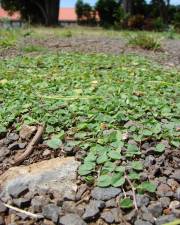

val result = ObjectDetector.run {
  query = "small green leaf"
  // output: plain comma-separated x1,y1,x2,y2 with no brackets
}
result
155,143,165,153
131,161,143,171
108,150,121,160
111,174,125,187
128,172,140,180
137,181,156,193
97,153,108,164
120,198,133,209
47,138,62,150
84,152,97,162
78,162,95,176
97,175,111,187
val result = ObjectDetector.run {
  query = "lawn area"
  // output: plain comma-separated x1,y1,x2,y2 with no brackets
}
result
0,28,180,224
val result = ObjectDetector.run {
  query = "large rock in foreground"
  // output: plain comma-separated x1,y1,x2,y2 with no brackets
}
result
0,157,80,200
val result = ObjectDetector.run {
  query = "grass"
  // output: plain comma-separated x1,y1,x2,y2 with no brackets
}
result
22,44,47,53
0,52,180,190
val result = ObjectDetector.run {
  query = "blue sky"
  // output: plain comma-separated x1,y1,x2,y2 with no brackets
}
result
61,0,179,7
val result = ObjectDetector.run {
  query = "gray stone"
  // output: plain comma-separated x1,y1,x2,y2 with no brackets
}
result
159,197,170,208
8,142,19,150
157,184,173,197
13,197,31,208
0,201,7,213
101,211,114,224
63,146,74,155
19,125,36,140
0,147,9,158
8,184,29,198
144,155,156,167
175,187,180,201
60,213,87,225
62,201,85,216
0,216,4,225
105,199,117,208
91,187,121,201
142,212,154,224
18,142,27,149
82,200,105,221
125,209,137,222
0,158,80,200
64,190,76,201
135,219,152,225
42,149,51,157
7,133,19,141
171,170,180,182
155,215,176,225
31,196,49,213
148,202,163,218
110,208,121,223
136,194,150,207
42,204,61,223
76,184,87,201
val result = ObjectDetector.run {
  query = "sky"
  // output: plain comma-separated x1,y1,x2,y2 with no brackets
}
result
61,0,179,7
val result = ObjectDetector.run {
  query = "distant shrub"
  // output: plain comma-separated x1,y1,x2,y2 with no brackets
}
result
127,15,145,29
22,44,46,52
127,32,162,50
152,17,165,31
173,12,180,30
62,30,72,38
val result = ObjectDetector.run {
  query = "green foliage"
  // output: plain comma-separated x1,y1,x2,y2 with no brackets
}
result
155,143,165,153
22,44,47,53
47,137,62,150
127,32,162,50
137,181,157,193
120,197,133,209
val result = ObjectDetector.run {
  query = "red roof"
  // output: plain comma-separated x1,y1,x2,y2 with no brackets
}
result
0,7,77,22
0,8,20,20
59,8,77,21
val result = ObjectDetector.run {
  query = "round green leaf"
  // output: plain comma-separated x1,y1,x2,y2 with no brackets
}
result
155,143,165,153
97,175,111,187
137,181,156,193
131,161,143,171
120,198,133,209
111,174,125,187
47,138,62,150
97,153,108,164
108,150,121,160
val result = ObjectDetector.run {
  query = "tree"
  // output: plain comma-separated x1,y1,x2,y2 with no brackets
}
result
1,0,60,25
150,0,170,23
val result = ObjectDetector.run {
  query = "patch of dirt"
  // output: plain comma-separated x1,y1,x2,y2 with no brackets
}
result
1,36,180,69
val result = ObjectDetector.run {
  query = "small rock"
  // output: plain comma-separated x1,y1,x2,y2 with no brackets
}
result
7,133,19,141
105,199,117,208
19,125,36,140
0,201,7,213
167,179,179,189
169,201,180,210
175,187,180,201
42,149,51,157
75,150,86,161
62,201,85,216
135,219,152,225
82,200,105,221
101,211,114,224
63,146,74,155
8,142,19,150
159,197,170,208
76,184,87,201
144,155,156,167
125,209,137,222
148,202,163,218
0,147,10,158
64,190,76,201
110,208,121,223
13,197,31,208
18,142,27,149
157,184,173,197
42,204,61,223
142,212,154,224
8,184,29,198
60,213,87,225
91,187,121,201
171,170,180,182
140,172,148,181
31,196,49,213
136,194,150,208
155,215,176,225
0,216,4,225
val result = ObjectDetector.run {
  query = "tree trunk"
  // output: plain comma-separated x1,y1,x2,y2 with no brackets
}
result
44,0,60,26
122,0,132,15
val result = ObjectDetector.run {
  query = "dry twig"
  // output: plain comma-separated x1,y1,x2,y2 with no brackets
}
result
13,125,44,166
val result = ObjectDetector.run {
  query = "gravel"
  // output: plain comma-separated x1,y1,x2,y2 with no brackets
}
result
91,187,121,201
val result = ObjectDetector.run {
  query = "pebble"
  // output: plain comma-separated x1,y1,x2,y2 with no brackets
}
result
19,124,36,140
157,184,173,197
0,201,7,213
60,213,87,225
13,197,31,208
101,211,114,224
42,204,61,223
82,200,105,221
136,194,150,207
8,142,19,150
171,170,180,182
8,184,29,198
175,187,180,201
91,187,121,201
159,197,170,208
63,146,74,155
18,142,27,149
7,133,19,142
125,209,137,221
142,212,155,224
42,149,51,157
110,208,121,223
0,216,4,225
62,201,85,216
76,184,87,201
134,219,152,225
155,215,176,225
144,155,156,167
148,202,163,218
31,196,49,213
105,199,117,208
